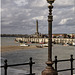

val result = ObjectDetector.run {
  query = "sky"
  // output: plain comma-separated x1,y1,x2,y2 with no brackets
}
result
1,0,75,34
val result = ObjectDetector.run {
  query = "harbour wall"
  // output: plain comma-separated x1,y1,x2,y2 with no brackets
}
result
15,38,75,44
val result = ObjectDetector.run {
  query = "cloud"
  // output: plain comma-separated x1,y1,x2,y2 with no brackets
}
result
32,16,45,20
14,0,28,6
6,14,12,18
54,0,74,7
2,21,12,25
0,8,5,13
59,18,73,25
31,0,47,7
1,0,75,34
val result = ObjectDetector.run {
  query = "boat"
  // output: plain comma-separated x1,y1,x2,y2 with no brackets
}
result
72,42,75,46
36,43,48,48
19,40,23,43
36,44,43,48
63,43,69,46
20,43,30,47
42,44,48,47
15,39,19,43
39,41,45,44
39,42,45,44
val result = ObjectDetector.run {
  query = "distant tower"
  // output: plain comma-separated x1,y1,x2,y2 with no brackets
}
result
36,20,38,34
35,20,39,37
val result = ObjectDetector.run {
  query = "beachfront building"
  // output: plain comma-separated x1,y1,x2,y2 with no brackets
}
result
69,33,75,38
52,34,67,38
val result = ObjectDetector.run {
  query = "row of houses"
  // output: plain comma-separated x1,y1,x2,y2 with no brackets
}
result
30,33,75,39
52,33,75,38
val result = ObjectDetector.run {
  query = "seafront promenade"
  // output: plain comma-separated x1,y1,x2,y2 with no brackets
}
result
15,38,75,45
1,44,75,75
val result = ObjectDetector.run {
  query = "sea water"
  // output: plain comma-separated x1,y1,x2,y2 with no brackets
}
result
1,37,19,46
1,37,75,75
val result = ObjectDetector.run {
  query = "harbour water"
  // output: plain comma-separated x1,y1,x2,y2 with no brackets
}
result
1,37,19,46
1,37,75,75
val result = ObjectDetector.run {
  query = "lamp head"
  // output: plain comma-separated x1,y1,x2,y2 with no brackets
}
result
47,0,55,4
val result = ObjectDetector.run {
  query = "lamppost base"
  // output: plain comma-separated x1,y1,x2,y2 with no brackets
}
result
42,61,58,75
42,67,57,75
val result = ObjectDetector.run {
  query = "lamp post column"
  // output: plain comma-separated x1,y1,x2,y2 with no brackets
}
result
42,0,58,75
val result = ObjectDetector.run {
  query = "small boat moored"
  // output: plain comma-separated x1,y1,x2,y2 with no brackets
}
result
36,45,43,48
20,43,30,47
72,42,75,46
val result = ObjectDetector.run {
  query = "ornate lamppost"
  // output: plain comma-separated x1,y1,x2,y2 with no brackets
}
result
42,0,58,75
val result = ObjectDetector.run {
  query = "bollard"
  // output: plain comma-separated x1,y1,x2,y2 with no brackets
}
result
55,56,57,71
4,59,8,75
30,57,32,75
71,55,73,75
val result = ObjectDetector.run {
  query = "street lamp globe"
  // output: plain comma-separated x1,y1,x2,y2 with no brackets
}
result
47,0,55,4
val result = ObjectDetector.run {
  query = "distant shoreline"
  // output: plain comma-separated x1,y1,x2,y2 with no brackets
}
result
1,34,29,37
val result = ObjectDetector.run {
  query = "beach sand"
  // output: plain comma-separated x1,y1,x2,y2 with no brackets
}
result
1,45,37,52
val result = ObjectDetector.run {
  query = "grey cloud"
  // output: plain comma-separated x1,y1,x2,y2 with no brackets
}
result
14,0,28,6
1,0,75,34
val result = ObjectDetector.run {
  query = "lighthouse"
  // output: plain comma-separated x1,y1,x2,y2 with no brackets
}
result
35,20,39,37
